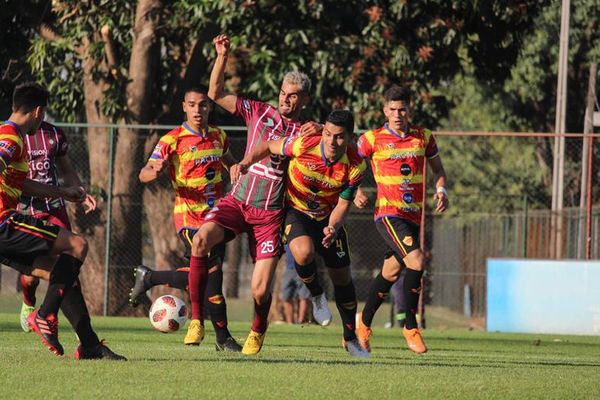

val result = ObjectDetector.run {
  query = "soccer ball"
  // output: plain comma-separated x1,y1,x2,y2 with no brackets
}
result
149,295,188,333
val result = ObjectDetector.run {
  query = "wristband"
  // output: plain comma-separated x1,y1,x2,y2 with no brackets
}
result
436,187,448,196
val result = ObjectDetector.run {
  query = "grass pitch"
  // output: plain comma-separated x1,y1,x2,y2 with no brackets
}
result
1,312,600,400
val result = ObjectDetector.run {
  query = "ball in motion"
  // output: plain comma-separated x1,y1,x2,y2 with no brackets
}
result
149,295,188,333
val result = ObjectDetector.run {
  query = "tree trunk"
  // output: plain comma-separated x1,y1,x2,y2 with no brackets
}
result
104,0,163,315
74,35,112,315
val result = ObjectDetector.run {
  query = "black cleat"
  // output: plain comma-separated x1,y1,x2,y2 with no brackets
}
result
27,309,64,356
215,336,243,352
129,265,152,307
74,340,127,361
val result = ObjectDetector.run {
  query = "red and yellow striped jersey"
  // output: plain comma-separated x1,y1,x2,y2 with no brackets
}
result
280,134,366,221
148,123,229,232
357,124,438,225
0,122,28,222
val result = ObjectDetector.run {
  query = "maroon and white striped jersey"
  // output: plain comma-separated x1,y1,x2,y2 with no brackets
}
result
230,97,302,210
18,121,69,215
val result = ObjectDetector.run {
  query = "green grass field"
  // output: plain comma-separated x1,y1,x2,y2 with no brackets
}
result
1,310,600,400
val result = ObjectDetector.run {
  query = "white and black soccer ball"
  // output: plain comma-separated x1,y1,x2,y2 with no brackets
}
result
149,295,188,333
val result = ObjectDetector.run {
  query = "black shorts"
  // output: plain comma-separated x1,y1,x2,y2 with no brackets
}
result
178,227,225,265
283,208,350,269
375,216,420,260
0,212,60,274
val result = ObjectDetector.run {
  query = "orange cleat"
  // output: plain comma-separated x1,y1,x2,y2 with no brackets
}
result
355,313,372,353
403,327,427,354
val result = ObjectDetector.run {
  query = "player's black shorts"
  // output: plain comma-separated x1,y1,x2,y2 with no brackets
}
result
178,227,225,265
283,208,351,269
375,216,420,260
0,212,60,274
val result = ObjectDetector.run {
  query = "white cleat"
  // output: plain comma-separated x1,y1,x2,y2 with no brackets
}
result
311,293,333,326
344,338,371,358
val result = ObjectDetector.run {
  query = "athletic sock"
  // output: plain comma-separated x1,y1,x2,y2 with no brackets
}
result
20,274,39,307
294,260,323,297
206,266,230,343
333,282,358,341
60,279,100,348
39,254,82,318
188,256,209,321
149,270,188,290
404,267,424,330
362,273,394,327
251,294,272,334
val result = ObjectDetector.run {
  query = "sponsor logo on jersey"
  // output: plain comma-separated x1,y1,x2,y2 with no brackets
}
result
403,193,414,203
195,155,221,165
205,168,216,180
190,146,198,152
207,197,216,208
265,118,274,127
307,201,319,210
401,206,419,213
400,163,411,176
390,151,417,160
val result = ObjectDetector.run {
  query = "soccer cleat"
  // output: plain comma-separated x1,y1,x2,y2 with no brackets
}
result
403,327,428,354
20,303,35,332
215,336,243,352
342,338,371,358
242,330,265,355
355,312,372,353
129,265,152,307
311,293,332,326
184,319,205,346
27,309,64,356
74,340,127,361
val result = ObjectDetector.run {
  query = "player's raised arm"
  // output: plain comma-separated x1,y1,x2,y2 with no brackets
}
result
208,34,237,114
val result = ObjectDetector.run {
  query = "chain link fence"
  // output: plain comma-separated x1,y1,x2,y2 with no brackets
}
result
1,126,598,322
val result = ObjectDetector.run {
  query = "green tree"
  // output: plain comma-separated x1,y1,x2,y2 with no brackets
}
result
24,0,546,314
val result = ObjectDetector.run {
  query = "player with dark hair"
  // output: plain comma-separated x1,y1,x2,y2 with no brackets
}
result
231,110,370,358
134,86,241,352
355,84,448,354
184,34,322,355
17,120,97,332
0,82,125,359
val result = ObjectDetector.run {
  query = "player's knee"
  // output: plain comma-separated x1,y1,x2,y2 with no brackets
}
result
70,234,88,260
191,231,210,256
293,250,314,266
404,250,425,271
382,269,400,282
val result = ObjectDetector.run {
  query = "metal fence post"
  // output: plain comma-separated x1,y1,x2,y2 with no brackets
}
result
103,128,116,316
522,195,528,257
